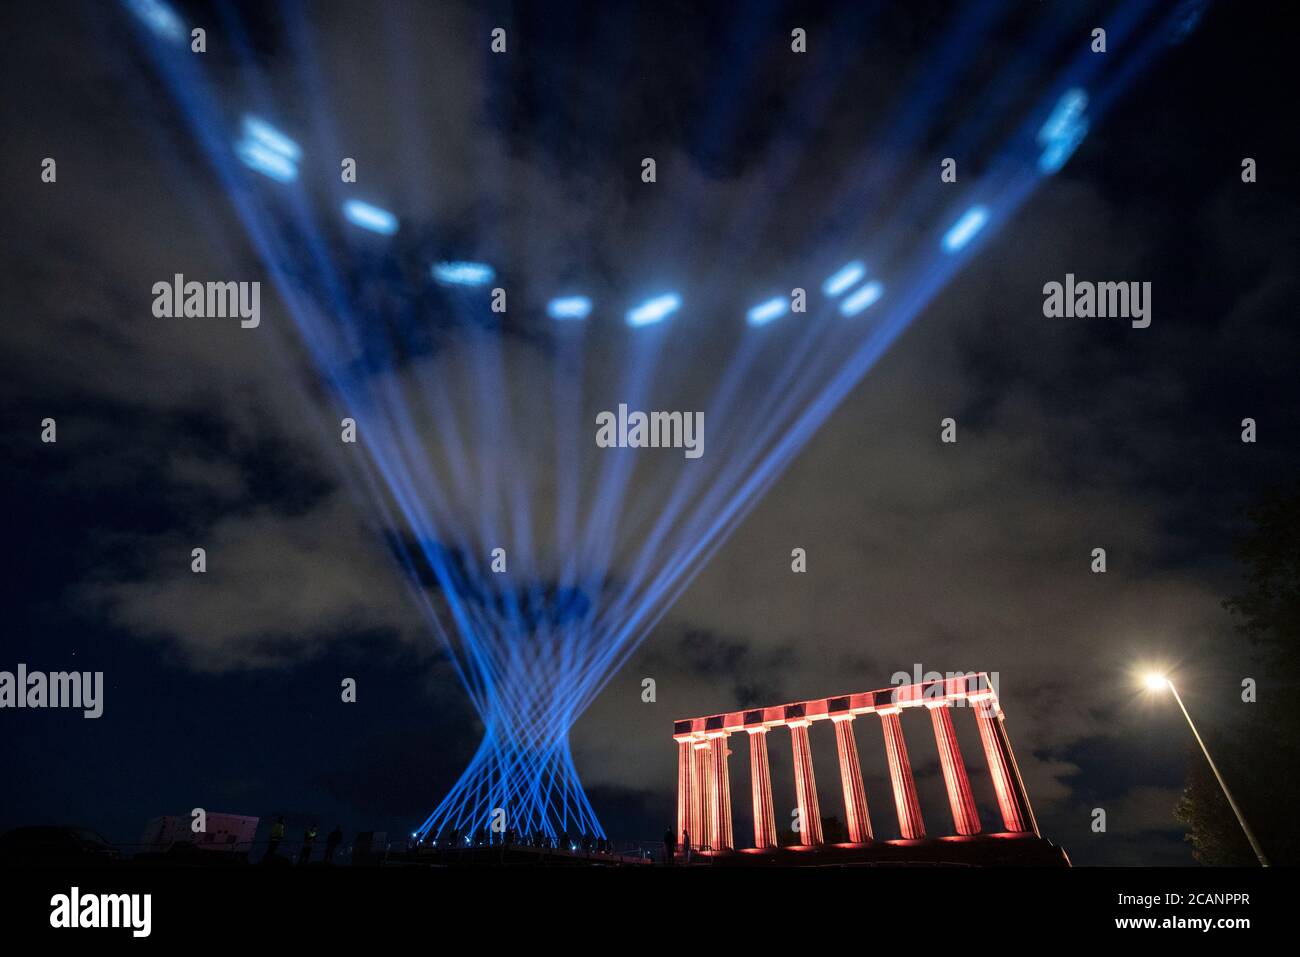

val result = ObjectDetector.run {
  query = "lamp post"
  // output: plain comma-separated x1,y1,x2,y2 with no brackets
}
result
1144,673,1269,867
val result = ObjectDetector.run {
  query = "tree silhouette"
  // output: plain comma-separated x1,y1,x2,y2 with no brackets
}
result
1177,483,1300,864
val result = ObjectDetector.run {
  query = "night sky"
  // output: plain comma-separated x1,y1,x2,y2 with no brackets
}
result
1,0,1296,867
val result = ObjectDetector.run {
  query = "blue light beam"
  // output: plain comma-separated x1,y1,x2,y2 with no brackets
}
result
123,0,186,43
626,292,681,327
1037,119,1090,175
235,139,299,183
546,295,592,319
746,295,789,327
941,204,989,253
432,261,496,287
821,260,865,297
241,115,302,163
343,200,399,235
1035,87,1090,175
1036,88,1088,146
839,280,884,316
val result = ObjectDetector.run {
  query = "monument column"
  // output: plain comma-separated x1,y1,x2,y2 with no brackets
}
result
974,699,1038,835
707,733,734,851
691,742,712,850
746,728,778,849
675,737,696,848
879,708,926,839
788,720,824,845
927,701,981,835
831,715,873,843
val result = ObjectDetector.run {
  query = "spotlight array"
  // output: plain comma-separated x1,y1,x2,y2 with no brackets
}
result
119,0,1209,842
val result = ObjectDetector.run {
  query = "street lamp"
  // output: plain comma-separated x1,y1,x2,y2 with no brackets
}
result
1143,672,1269,866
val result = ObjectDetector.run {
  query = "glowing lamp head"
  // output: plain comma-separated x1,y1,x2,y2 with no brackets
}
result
839,280,883,316
941,205,989,253
746,295,789,327
822,260,866,297
432,260,495,287
1143,673,1169,691
343,200,399,236
626,292,681,327
547,295,592,319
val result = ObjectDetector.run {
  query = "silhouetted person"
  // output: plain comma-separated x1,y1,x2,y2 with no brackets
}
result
324,825,342,864
298,823,317,865
264,816,285,863
682,829,691,864
664,828,676,864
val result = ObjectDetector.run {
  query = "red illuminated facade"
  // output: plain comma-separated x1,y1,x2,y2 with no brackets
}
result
672,673,1041,855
